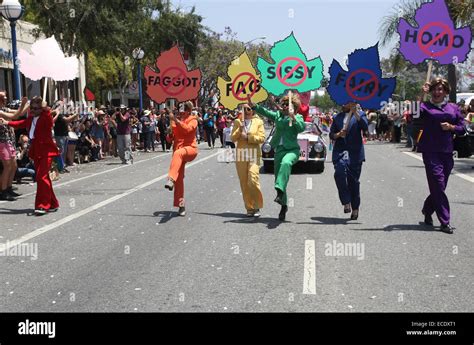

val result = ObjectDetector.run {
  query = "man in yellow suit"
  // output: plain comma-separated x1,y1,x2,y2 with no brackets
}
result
231,104,265,217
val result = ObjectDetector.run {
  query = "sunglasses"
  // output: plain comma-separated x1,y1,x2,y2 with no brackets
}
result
280,103,289,107
244,107,252,111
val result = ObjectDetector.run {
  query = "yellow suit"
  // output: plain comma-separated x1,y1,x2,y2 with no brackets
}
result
231,115,265,212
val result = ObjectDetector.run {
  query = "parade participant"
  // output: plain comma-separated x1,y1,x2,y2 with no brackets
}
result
0,97,62,215
164,101,198,216
329,102,368,220
0,94,28,201
248,93,305,221
418,78,465,234
231,104,265,217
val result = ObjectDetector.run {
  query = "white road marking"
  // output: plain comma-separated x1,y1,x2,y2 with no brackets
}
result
303,240,316,295
0,151,220,254
0,152,171,204
403,152,474,183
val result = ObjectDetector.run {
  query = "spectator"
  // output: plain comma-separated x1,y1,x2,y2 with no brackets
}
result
0,93,27,201
130,109,139,151
203,108,216,149
141,109,154,152
91,110,106,159
116,105,133,164
216,110,226,148
367,110,377,141
15,134,35,183
54,110,78,173
157,112,171,152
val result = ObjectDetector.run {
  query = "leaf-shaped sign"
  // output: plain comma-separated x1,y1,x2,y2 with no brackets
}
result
145,45,202,103
257,32,323,96
217,51,268,110
397,0,472,65
327,44,396,109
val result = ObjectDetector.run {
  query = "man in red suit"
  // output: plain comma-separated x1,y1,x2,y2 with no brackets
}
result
0,97,62,215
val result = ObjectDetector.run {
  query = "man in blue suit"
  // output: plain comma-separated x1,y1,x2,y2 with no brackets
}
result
329,102,368,220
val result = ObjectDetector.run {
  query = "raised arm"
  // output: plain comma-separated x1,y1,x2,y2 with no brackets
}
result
253,104,278,121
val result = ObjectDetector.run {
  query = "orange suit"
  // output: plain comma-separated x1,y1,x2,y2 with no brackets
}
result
168,114,198,207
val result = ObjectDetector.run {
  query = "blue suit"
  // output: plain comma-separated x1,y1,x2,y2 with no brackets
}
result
329,111,368,209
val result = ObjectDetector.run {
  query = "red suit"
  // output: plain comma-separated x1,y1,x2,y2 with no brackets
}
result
298,104,311,122
9,109,60,210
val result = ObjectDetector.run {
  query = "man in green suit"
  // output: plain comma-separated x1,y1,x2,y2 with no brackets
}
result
249,94,305,221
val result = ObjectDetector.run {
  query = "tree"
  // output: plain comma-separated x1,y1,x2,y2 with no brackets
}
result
378,0,474,102
21,1,207,104
311,92,336,112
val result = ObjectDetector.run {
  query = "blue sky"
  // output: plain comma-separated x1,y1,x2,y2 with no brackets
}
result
173,0,402,70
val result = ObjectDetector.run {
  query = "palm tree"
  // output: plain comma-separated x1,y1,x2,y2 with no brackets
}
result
379,0,474,102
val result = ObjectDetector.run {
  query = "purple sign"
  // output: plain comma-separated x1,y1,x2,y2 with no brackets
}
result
397,0,472,65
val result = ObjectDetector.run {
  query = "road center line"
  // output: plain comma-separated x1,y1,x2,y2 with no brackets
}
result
303,240,316,295
403,152,474,183
0,151,220,253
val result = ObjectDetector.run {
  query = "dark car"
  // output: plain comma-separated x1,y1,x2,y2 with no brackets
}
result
261,121,327,173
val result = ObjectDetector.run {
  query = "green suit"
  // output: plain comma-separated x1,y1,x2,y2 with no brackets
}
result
253,105,305,205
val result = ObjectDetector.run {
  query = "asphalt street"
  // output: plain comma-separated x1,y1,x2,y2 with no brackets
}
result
0,140,473,312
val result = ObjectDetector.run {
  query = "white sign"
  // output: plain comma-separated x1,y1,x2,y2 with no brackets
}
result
129,81,138,94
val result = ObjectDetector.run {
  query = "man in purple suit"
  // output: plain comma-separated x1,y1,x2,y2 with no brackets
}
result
418,78,466,234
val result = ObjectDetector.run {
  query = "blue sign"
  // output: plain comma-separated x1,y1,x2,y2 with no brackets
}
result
327,44,396,109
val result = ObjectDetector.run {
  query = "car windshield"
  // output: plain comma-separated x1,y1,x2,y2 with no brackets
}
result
304,122,314,132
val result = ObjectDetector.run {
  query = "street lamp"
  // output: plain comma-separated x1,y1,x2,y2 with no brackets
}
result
0,0,24,100
132,47,145,112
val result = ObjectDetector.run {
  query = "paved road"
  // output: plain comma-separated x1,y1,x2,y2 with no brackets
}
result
0,141,473,312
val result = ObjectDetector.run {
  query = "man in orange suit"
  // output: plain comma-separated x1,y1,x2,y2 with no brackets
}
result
0,97,62,215
164,101,198,216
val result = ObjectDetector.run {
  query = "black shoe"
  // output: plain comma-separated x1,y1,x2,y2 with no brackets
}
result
0,191,15,201
350,209,359,220
422,211,433,226
344,204,351,213
278,205,288,221
440,224,455,234
6,187,21,197
274,189,284,205
47,207,59,213
178,207,186,216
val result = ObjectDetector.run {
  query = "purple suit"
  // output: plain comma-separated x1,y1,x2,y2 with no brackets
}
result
418,102,465,225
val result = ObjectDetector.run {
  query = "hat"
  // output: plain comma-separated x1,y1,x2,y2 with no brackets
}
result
98,110,105,115
144,110,151,116
119,104,127,109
